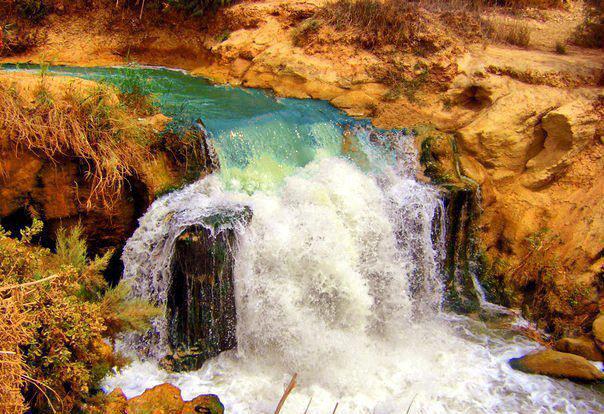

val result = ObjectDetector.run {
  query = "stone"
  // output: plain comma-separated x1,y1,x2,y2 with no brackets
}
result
182,395,224,414
593,314,604,352
166,207,252,370
127,384,185,414
509,349,604,382
554,336,604,362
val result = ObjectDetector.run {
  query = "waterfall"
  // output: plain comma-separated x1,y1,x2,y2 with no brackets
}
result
119,125,446,357
111,126,602,414
3,64,600,414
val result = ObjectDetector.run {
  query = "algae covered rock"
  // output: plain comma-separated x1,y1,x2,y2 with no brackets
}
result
554,336,603,362
117,384,224,414
166,207,252,370
509,349,604,382
182,395,224,414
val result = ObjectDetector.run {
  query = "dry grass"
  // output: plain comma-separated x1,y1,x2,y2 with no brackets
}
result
0,294,29,414
483,18,531,47
0,77,158,210
317,0,436,51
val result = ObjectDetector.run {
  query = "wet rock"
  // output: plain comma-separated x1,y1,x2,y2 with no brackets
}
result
106,385,224,414
593,314,604,351
166,207,252,370
509,349,604,382
182,395,224,414
555,336,604,362
127,384,185,414
441,186,481,313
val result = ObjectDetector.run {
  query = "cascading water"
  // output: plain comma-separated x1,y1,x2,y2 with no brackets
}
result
6,65,601,413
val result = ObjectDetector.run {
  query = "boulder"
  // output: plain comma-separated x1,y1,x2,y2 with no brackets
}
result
593,314,604,351
127,384,184,414
110,384,225,414
509,349,604,382
182,395,224,414
554,336,603,362
166,207,252,371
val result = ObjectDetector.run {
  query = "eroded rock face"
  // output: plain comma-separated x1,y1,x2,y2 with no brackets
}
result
509,349,604,382
448,68,603,336
0,149,146,261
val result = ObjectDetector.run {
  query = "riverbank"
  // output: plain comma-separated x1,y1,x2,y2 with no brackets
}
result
3,0,601,337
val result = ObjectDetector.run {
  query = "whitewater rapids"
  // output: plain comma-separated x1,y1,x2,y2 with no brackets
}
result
104,155,603,414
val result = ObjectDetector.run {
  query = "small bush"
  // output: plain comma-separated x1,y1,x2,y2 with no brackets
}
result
114,65,158,116
0,220,159,413
483,18,531,47
56,225,88,272
554,41,567,54
571,0,603,49
292,18,320,47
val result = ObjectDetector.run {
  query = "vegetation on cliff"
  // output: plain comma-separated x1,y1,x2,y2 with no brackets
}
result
0,70,160,208
0,220,159,413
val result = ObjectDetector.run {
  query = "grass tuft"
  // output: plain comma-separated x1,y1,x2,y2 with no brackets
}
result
554,41,567,54
0,77,157,210
483,18,531,47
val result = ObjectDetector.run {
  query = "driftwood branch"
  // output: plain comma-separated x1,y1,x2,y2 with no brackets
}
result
274,373,297,414
303,396,312,414
0,275,58,293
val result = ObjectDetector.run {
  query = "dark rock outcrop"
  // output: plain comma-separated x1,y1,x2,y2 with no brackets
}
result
165,208,251,371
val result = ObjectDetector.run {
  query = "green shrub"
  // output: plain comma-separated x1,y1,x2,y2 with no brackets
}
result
113,65,158,116
15,0,48,23
0,220,159,413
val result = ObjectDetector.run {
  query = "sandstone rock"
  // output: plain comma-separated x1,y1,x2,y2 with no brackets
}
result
330,90,376,117
522,99,599,189
106,385,224,414
127,384,185,414
554,336,604,362
593,314,604,352
509,349,604,381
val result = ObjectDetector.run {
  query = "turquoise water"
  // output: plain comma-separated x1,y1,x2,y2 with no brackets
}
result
2,64,354,190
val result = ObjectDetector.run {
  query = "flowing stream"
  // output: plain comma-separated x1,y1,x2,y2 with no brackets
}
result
4,65,603,413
